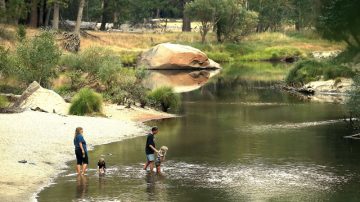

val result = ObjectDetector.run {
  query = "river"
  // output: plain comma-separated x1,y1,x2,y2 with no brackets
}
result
37,62,360,202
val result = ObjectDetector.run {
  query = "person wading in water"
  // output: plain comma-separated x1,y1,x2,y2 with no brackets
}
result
74,127,88,175
143,126,159,172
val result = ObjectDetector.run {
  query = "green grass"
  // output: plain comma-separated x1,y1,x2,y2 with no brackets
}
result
119,51,141,66
69,88,103,116
285,59,355,85
237,46,304,61
0,95,9,108
222,62,291,81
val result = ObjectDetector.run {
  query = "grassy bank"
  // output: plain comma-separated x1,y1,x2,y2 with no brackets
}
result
285,47,359,85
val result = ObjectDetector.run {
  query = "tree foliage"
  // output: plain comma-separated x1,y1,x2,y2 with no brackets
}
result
185,0,222,43
215,0,258,42
316,0,360,48
15,31,61,87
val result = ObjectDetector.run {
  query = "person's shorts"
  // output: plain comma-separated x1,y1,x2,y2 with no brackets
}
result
75,149,89,165
146,154,155,162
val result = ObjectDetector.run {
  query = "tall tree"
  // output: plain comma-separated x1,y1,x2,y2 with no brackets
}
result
0,0,5,23
185,0,222,43
181,0,191,31
74,0,86,34
317,0,360,48
100,0,109,30
52,2,60,30
30,0,39,27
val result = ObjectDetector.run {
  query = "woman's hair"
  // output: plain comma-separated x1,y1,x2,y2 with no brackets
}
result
99,158,105,163
74,127,83,138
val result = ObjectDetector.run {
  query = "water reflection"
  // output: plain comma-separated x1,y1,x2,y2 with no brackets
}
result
144,69,221,93
76,175,88,199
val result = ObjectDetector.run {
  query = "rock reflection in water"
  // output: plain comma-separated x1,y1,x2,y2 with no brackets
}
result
144,69,221,93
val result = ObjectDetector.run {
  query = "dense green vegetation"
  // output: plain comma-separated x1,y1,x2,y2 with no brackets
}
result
148,86,181,112
285,59,355,85
69,88,103,116
0,95,9,109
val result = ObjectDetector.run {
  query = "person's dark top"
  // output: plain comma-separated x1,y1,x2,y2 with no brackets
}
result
145,133,155,155
98,161,106,169
74,134,87,153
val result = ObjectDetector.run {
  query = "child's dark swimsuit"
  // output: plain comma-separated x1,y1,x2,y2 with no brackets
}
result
98,162,106,169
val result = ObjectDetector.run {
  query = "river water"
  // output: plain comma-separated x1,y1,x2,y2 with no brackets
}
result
38,62,360,202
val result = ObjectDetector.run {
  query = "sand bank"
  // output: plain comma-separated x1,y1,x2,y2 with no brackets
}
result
0,107,174,202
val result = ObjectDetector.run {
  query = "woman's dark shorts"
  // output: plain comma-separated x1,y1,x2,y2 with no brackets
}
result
75,149,89,165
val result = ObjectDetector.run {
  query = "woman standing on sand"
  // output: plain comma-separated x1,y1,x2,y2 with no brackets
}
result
74,127,88,175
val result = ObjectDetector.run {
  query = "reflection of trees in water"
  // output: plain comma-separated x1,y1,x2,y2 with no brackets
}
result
144,172,168,201
76,175,88,199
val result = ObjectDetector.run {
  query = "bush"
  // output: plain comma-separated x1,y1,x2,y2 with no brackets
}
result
0,84,24,94
17,25,26,42
0,95,9,108
69,88,103,116
148,86,181,112
119,51,140,66
98,57,122,89
16,31,61,87
286,59,355,85
0,46,14,77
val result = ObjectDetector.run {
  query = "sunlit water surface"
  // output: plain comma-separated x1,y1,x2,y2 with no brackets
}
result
38,62,360,202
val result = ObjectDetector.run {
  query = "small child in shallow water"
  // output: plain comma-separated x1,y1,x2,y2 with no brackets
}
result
155,146,168,174
98,158,106,175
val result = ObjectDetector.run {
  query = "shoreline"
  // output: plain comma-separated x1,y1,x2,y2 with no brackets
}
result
0,106,175,202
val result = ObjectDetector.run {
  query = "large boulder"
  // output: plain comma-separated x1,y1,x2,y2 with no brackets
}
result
138,43,221,70
13,81,68,115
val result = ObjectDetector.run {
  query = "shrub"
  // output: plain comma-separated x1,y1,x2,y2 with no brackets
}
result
0,95,9,108
0,46,14,77
17,25,26,42
286,59,355,85
0,84,24,94
119,51,140,66
69,88,103,116
16,31,61,87
98,57,122,89
54,84,73,97
148,86,181,112
135,66,149,81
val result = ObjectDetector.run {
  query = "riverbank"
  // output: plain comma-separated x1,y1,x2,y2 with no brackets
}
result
0,106,175,202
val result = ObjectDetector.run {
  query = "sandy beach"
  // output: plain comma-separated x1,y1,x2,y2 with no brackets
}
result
0,106,174,202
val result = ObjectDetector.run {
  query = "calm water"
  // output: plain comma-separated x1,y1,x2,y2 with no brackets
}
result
38,63,360,202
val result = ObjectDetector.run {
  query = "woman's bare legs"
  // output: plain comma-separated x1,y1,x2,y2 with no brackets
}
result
76,165,81,175
82,164,88,175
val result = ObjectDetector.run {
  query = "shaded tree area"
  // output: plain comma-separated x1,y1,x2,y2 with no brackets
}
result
316,0,360,49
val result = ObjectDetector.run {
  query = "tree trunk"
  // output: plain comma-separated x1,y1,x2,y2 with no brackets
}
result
38,0,45,26
45,6,51,27
181,0,191,32
0,0,5,23
52,2,59,30
100,0,108,31
182,12,191,32
74,0,86,35
156,8,160,18
30,0,38,27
